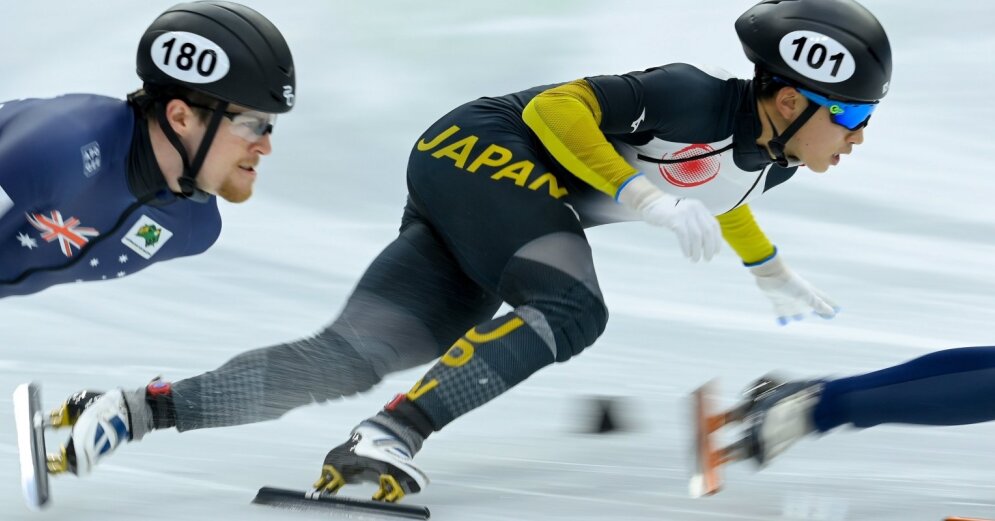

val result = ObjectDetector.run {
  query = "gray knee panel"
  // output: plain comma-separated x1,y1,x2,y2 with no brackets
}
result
505,232,609,362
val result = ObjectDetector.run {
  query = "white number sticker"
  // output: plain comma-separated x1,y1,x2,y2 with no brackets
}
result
778,30,855,83
150,31,230,84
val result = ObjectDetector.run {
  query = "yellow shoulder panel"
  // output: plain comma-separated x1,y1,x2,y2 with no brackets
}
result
522,80,638,197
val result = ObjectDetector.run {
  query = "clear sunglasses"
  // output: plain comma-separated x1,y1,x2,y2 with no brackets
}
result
187,101,277,143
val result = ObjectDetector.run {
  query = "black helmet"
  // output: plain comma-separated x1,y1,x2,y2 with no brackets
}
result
736,0,891,102
137,1,295,113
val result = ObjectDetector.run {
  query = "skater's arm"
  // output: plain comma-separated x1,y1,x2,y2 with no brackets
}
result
0,147,21,239
522,65,732,200
523,72,721,262
522,79,637,197
715,205,775,265
716,205,838,322
0,97,126,240
0,106,60,240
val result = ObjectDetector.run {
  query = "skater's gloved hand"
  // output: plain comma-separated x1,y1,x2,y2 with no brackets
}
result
748,250,839,325
617,174,721,262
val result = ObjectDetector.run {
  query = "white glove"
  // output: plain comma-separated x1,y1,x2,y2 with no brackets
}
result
617,175,721,262
748,252,840,325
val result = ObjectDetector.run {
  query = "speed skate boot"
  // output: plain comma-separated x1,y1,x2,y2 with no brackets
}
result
47,390,104,430
740,374,825,467
45,380,165,477
46,390,105,474
313,414,429,503
46,389,137,477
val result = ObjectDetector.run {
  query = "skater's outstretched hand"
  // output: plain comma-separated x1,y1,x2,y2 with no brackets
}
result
617,174,721,262
748,251,839,325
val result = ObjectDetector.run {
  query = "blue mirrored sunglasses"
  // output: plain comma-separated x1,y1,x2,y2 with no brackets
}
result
794,87,876,131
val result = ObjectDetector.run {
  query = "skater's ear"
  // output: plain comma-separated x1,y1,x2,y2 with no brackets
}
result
161,99,206,137
772,87,805,122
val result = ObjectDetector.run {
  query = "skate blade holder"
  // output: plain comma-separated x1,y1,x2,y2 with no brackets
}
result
689,381,749,498
253,486,430,519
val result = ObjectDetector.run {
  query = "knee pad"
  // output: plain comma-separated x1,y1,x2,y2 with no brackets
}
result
515,279,608,363
502,232,608,361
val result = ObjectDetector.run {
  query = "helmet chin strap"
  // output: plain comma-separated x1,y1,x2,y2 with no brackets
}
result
155,101,230,203
764,101,819,168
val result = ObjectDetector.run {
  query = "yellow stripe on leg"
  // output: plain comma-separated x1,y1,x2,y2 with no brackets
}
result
465,317,524,343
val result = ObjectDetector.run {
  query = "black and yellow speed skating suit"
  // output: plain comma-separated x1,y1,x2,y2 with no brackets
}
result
156,64,798,445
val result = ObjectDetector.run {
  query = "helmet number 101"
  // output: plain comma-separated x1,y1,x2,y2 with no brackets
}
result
791,37,844,76
778,30,855,84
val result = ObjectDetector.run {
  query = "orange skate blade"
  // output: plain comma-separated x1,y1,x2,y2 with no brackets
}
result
690,381,723,497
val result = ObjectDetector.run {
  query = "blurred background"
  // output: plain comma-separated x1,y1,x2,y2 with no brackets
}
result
2,1,995,519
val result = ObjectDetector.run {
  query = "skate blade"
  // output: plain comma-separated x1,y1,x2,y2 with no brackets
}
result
689,380,724,498
253,486,430,519
13,382,51,510
945,517,994,521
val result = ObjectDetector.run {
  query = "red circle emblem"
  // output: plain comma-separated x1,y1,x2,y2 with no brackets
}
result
658,144,721,187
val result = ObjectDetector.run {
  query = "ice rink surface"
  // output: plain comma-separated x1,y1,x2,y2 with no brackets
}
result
2,1,995,519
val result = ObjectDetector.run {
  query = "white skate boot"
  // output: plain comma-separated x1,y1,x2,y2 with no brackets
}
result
742,375,824,466
48,389,132,476
313,421,429,503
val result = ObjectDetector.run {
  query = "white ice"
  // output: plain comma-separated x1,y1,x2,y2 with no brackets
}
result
2,1,995,520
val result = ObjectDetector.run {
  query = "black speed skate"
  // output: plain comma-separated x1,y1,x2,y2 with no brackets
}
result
690,375,823,497
739,375,823,466
45,389,105,475
13,384,129,511
252,412,430,520
313,422,429,503
253,422,431,519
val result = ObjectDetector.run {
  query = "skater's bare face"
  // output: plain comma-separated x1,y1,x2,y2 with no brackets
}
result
160,100,275,203
761,87,866,173
786,98,866,173
195,105,274,203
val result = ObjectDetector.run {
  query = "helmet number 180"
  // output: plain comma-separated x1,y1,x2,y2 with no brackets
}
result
150,31,231,84
162,39,217,76
778,30,854,84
